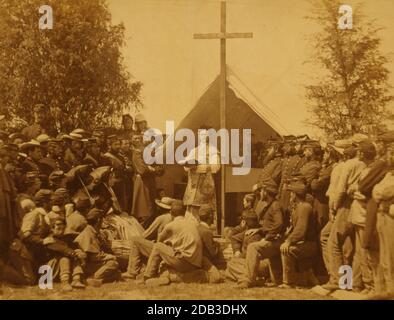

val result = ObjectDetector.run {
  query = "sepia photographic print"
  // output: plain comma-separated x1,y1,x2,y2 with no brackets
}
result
0,0,394,306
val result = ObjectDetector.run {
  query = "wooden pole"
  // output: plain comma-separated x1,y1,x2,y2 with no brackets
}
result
220,1,226,235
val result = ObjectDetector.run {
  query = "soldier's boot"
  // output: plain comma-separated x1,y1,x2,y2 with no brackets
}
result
71,274,86,289
60,273,73,292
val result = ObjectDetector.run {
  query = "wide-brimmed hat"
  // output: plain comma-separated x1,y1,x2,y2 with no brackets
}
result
90,166,112,184
155,197,174,210
20,140,41,151
36,134,50,144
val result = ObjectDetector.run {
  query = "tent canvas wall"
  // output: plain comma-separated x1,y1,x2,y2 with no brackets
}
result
156,70,287,226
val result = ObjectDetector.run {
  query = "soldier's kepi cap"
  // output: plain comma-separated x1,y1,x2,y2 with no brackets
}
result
107,134,119,144
20,139,41,151
287,181,307,196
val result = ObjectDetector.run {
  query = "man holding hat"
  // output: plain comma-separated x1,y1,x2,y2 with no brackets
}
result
237,180,285,288
279,181,319,288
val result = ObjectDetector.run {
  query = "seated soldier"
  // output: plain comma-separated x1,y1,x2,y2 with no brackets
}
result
278,181,319,289
142,203,203,286
47,188,70,221
236,180,286,289
8,189,53,285
165,204,222,285
74,208,120,287
225,193,256,240
225,209,262,283
64,197,89,237
144,197,175,240
121,199,179,280
44,217,86,291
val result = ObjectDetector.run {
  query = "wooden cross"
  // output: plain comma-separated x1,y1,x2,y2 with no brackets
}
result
193,1,253,234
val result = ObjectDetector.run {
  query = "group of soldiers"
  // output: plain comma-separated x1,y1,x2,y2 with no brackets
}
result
0,104,393,298
0,106,166,292
225,132,394,297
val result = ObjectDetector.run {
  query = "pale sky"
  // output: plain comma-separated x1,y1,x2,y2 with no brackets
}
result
108,0,394,138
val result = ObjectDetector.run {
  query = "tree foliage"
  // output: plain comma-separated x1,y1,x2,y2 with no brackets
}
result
0,0,142,133
305,0,393,138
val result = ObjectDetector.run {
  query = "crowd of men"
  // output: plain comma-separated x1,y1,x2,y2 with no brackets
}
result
0,104,393,298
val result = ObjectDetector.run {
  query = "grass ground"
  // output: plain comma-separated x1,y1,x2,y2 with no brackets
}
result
0,280,334,300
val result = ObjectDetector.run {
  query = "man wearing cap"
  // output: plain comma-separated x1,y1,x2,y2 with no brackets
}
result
323,140,376,291
237,180,285,288
21,104,49,140
291,141,322,191
279,137,303,213
143,197,174,241
10,189,52,285
103,134,131,213
131,134,163,224
20,140,43,176
279,181,319,288
44,217,86,291
121,199,180,280
74,208,120,286
39,138,69,182
82,138,106,168
134,113,149,137
258,141,282,186
371,139,394,295
64,133,85,168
